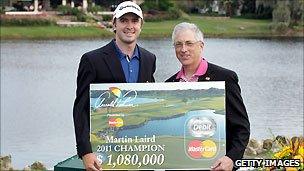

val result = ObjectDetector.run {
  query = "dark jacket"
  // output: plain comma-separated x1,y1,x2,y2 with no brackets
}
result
73,40,156,157
166,62,250,163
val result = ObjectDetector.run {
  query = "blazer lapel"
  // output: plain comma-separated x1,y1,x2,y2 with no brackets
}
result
102,40,126,83
138,47,148,82
198,74,212,81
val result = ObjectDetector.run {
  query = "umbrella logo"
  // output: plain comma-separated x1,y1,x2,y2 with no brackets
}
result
109,87,122,98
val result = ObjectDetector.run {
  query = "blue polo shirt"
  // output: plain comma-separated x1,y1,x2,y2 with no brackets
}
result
113,41,140,83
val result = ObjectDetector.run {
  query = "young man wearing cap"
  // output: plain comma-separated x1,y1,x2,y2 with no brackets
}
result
73,1,156,170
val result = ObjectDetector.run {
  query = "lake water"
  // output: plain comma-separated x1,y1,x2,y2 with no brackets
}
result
1,38,303,169
116,110,226,140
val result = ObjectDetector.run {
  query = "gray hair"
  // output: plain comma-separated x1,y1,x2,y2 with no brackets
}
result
172,22,204,44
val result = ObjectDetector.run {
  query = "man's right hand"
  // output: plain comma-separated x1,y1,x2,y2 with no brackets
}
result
82,153,102,171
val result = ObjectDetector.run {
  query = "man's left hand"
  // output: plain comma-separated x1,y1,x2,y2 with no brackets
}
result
211,156,233,171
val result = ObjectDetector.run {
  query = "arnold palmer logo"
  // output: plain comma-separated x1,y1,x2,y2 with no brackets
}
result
94,87,137,108
119,5,140,11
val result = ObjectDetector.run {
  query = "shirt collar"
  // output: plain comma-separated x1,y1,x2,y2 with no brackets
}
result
113,40,140,60
176,58,208,80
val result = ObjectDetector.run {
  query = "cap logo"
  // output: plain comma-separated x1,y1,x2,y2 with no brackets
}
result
119,5,140,11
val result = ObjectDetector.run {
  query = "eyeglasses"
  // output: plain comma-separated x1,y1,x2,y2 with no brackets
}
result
173,41,201,49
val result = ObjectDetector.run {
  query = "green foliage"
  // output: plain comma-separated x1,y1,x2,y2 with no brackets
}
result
175,1,189,13
158,0,173,11
269,22,289,33
241,0,256,14
203,12,226,17
76,12,88,22
235,13,258,19
222,0,236,17
175,0,212,14
56,5,82,16
88,5,104,14
56,5,89,22
272,2,291,25
56,5,72,15
232,0,271,19
30,161,46,170
140,0,173,12
0,17,55,26
289,0,304,26
140,1,157,11
179,10,190,21
144,7,182,22
0,6,4,14
101,15,111,21
71,8,81,16
167,7,182,20
256,5,273,19
143,4,181,22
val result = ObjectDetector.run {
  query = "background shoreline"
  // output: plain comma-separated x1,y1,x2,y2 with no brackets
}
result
1,17,303,40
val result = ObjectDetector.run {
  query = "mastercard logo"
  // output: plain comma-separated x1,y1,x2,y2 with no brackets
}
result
187,139,217,159
108,118,124,127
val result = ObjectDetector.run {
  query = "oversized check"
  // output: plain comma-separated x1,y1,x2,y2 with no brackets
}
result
90,82,226,170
